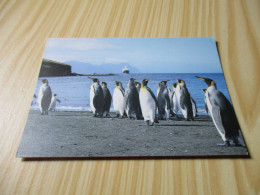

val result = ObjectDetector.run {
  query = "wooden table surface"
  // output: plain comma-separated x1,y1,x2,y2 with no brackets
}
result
0,0,259,194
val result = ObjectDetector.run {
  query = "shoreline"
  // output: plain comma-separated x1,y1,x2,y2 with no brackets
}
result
17,110,248,158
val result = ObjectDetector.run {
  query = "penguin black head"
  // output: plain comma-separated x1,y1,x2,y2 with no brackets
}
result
89,77,99,83
102,82,107,87
54,94,57,97
200,89,207,93
141,79,149,86
176,79,185,84
41,79,48,84
134,81,141,87
160,80,169,85
172,83,177,88
129,78,136,81
113,81,122,86
195,76,216,87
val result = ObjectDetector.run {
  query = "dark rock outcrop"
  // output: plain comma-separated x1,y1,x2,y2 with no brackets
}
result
39,59,71,77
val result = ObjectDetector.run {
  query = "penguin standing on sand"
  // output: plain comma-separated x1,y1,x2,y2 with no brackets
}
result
175,79,193,121
124,78,142,119
101,82,112,117
157,80,171,120
201,89,210,116
48,94,61,111
195,76,245,146
113,81,125,118
139,79,159,126
89,77,104,117
172,83,180,115
135,81,141,93
37,79,52,115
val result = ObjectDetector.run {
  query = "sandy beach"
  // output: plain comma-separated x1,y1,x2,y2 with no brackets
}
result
17,110,248,158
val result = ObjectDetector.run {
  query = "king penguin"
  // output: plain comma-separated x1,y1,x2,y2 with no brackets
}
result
124,78,142,119
157,80,171,120
201,89,210,116
139,79,159,126
89,77,104,117
175,79,193,121
172,83,180,115
49,94,61,111
195,76,245,146
113,81,125,118
37,79,52,115
101,82,112,117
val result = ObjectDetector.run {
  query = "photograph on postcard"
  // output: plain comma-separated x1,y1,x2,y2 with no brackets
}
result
17,38,249,158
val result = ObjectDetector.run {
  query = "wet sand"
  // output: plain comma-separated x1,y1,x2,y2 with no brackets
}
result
17,110,248,158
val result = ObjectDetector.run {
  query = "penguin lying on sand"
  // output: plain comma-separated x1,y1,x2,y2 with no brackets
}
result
157,80,171,120
124,78,142,119
113,81,125,118
175,79,194,121
102,82,112,117
139,79,159,126
49,94,61,111
38,79,52,115
89,77,104,117
195,76,245,147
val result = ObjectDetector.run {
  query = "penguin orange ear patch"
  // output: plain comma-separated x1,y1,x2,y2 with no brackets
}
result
17,38,248,159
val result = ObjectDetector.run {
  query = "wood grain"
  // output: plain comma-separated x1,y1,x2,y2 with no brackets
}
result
0,0,259,194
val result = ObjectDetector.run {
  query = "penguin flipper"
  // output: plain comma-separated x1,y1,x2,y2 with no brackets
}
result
164,94,171,110
179,94,185,110
146,87,158,107
205,103,209,114
191,97,198,112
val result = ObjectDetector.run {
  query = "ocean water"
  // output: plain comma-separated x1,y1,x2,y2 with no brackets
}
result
31,73,231,114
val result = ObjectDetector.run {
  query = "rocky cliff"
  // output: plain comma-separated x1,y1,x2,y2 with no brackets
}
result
39,59,72,77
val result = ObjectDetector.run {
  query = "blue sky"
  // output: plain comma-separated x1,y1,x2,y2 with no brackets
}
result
43,37,222,73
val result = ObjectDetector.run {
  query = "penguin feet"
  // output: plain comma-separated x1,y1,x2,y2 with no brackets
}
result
150,122,155,126
145,121,149,126
154,119,159,123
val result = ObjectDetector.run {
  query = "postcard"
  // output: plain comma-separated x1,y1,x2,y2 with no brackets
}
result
17,38,249,158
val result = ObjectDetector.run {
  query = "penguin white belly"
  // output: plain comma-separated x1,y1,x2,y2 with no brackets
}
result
173,93,179,113
37,86,44,112
90,84,95,113
113,88,124,116
206,93,226,141
49,97,56,110
139,89,156,122
175,88,187,118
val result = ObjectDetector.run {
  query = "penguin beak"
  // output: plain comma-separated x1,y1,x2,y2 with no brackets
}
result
195,76,205,81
